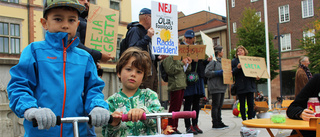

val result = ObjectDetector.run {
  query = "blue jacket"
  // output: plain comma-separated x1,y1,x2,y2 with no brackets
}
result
7,32,108,137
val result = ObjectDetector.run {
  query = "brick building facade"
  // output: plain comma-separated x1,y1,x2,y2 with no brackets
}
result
227,0,320,101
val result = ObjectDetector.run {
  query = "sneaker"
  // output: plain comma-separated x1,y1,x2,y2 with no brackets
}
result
193,125,203,134
186,126,198,135
172,130,182,134
220,123,229,129
212,125,225,130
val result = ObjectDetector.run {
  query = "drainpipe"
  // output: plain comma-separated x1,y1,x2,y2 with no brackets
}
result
226,0,231,57
27,0,30,44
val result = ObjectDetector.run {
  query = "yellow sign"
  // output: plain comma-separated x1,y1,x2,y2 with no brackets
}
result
85,5,119,58
221,58,233,84
238,56,270,79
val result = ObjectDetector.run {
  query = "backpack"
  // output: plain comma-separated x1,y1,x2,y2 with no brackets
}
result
119,37,127,58
159,62,168,82
119,22,139,58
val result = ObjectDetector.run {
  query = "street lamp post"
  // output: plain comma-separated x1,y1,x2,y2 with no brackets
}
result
276,23,283,101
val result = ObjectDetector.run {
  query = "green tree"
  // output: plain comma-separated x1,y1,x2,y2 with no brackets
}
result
237,8,279,84
299,19,320,74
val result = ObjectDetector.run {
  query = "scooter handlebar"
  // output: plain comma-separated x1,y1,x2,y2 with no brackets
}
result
32,115,113,127
172,110,196,119
121,111,196,122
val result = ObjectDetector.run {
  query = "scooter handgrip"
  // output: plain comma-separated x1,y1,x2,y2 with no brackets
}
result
172,111,196,119
32,116,61,127
121,113,146,122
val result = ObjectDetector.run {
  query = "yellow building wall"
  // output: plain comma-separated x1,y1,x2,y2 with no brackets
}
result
0,4,28,52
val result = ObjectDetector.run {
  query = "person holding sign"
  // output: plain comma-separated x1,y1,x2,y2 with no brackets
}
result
205,46,229,129
7,0,111,136
181,30,212,134
76,0,114,77
123,8,161,92
295,56,312,97
162,56,192,134
231,46,260,121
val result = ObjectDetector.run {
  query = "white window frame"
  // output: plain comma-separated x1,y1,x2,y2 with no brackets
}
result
233,22,237,33
2,0,19,3
89,0,96,4
303,29,315,44
280,33,291,51
232,0,235,8
251,0,258,2
110,0,121,10
301,0,314,18
0,17,22,54
256,11,261,22
278,5,290,23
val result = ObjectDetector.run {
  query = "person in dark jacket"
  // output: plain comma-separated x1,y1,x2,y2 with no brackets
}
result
124,8,167,92
232,45,259,121
76,0,114,72
205,45,229,129
182,30,212,135
287,74,320,137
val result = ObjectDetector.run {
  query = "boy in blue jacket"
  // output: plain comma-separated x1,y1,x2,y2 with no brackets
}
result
7,0,111,136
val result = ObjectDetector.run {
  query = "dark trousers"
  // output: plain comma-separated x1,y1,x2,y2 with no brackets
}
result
184,95,201,128
168,89,185,129
238,92,254,120
140,63,158,92
211,93,225,126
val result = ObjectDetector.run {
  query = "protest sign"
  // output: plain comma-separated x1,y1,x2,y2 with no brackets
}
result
85,4,119,57
238,56,270,79
173,45,206,60
221,58,233,84
151,1,178,55
200,31,215,60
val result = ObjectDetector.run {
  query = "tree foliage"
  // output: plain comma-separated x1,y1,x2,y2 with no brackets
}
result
299,19,320,74
236,8,279,84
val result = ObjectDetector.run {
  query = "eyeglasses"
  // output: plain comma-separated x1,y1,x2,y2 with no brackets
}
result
186,37,193,39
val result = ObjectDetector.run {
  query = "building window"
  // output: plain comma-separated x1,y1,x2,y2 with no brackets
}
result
282,71,295,96
232,0,235,8
256,11,261,22
0,22,20,54
280,33,291,51
115,34,123,62
89,0,96,4
251,0,258,2
1,0,19,3
303,29,315,44
212,37,220,46
301,0,314,18
233,22,237,33
110,0,120,10
278,5,290,23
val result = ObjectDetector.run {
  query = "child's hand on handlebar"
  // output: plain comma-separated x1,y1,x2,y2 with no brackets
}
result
110,111,123,126
127,108,145,122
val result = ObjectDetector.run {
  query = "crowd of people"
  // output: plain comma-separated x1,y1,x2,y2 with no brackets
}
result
6,0,317,136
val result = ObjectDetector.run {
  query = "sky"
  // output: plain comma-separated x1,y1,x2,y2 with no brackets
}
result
131,0,227,22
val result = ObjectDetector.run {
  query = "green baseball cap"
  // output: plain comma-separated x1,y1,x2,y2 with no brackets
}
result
44,0,86,17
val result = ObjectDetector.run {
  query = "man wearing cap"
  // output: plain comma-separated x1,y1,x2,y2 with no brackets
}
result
181,30,212,135
123,8,159,92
